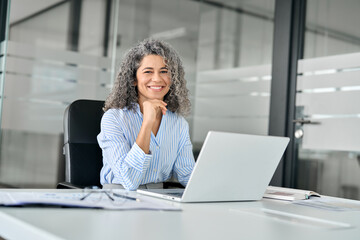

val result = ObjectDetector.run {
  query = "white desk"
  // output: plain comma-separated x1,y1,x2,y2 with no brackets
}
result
0,189,359,240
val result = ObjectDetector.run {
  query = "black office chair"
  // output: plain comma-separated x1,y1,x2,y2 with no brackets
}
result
57,99,104,189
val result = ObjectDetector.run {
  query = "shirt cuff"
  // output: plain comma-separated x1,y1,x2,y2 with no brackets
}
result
124,142,152,172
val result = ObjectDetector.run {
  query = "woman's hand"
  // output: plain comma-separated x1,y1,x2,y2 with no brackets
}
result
142,99,167,126
136,99,167,154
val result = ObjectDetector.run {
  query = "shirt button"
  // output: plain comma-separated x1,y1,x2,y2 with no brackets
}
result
154,169,157,172
156,146,159,149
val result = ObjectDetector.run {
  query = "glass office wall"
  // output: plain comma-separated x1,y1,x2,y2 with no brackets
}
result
0,0,275,188
0,0,113,187
192,0,274,151
0,0,11,151
295,0,360,200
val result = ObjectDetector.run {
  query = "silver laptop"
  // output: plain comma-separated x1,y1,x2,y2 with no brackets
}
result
137,131,289,203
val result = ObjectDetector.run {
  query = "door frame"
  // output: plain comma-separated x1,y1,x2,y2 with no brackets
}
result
269,0,307,187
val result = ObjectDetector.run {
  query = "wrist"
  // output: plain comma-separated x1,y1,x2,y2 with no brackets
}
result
141,119,154,130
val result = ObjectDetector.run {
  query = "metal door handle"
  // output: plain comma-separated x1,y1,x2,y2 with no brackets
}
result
293,119,321,125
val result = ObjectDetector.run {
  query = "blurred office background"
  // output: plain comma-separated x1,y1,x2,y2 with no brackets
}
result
0,0,359,200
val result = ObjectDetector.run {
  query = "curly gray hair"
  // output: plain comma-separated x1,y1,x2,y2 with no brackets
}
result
104,38,191,116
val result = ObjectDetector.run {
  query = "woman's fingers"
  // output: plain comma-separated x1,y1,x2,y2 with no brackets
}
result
142,100,168,123
159,100,167,108
153,100,167,114
159,105,167,115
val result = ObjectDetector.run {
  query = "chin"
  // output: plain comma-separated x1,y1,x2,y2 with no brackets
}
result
153,96,166,100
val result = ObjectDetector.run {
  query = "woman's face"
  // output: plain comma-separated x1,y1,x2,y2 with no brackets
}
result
135,54,171,103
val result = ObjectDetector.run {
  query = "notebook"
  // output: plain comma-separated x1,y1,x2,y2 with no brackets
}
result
137,131,290,203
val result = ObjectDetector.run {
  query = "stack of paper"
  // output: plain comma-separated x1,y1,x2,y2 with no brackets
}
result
263,186,320,201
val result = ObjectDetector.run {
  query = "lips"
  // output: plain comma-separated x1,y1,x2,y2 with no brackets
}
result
148,86,165,91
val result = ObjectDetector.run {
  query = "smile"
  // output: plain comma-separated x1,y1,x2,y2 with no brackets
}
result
148,86,165,91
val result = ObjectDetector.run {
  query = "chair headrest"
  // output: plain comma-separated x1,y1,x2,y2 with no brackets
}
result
64,99,105,144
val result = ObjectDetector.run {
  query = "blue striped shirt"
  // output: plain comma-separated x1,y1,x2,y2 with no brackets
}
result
97,104,195,190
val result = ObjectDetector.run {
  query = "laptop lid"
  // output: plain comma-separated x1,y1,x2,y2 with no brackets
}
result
179,131,289,202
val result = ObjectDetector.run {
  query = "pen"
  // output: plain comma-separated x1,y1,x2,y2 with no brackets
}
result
113,192,139,201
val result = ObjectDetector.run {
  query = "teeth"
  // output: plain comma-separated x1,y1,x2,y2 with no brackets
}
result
149,86,162,89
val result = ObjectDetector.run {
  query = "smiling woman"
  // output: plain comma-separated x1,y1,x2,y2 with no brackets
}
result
97,39,195,190
136,55,170,115
136,55,170,140
136,55,171,100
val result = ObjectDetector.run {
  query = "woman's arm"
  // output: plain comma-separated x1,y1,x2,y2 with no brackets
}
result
173,120,196,186
98,111,152,190
136,99,167,153
98,100,167,190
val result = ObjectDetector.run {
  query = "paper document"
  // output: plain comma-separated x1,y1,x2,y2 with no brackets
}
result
0,190,180,211
263,186,320,201
293,196,360,211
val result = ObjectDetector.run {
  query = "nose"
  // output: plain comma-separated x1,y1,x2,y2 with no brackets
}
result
152,72,162,82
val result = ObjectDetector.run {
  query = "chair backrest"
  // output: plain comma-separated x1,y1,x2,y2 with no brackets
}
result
63,99,104,187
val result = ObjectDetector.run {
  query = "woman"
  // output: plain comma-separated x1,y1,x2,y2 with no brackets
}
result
97,38,195,190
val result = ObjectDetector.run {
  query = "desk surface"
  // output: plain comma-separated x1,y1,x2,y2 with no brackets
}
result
0,189,359,240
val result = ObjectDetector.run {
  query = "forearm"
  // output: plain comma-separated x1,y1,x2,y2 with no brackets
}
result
136,99,166,154
136,121,153,154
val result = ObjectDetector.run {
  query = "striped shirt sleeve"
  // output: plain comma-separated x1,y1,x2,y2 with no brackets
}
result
173,119,195,186
98,110,152,190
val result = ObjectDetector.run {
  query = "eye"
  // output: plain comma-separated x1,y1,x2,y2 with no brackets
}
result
144,71,152,74
160,70,168,74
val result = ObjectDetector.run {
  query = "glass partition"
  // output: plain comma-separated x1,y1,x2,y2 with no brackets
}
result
0,0,113,187
0,0,11,127
295,0,360,200
192,0,274,151
0,0,11,187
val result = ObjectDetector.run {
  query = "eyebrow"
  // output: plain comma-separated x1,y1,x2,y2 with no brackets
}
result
142,67,168,71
